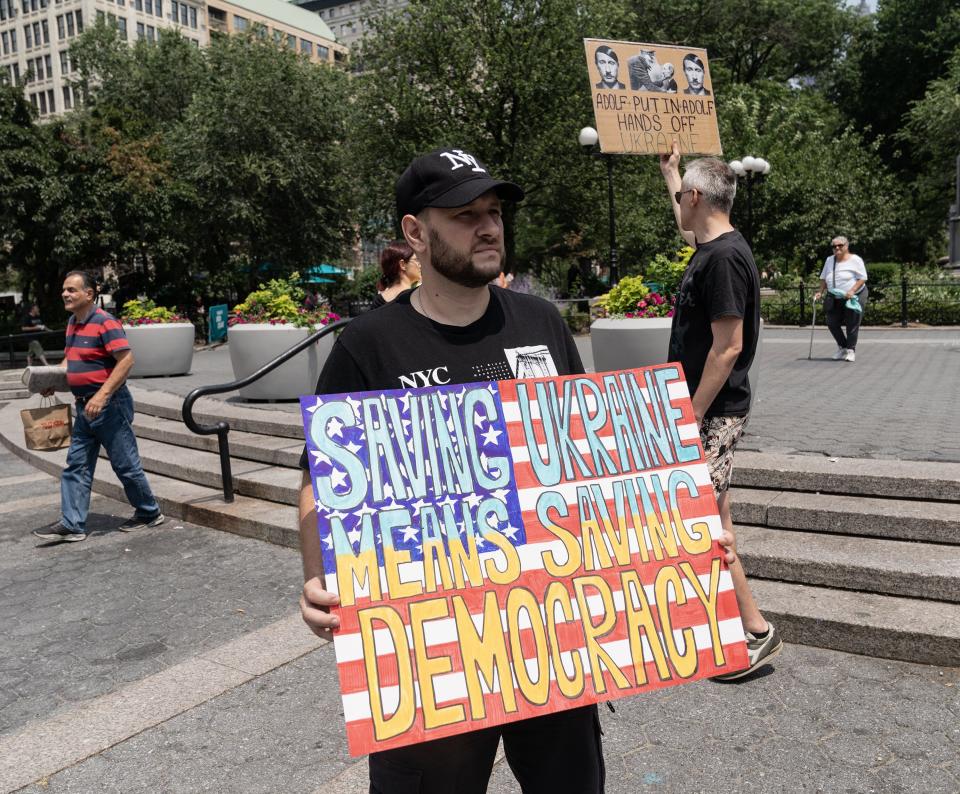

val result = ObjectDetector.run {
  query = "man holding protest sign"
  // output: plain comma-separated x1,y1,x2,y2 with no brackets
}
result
659,143,783,679
298,147,741,791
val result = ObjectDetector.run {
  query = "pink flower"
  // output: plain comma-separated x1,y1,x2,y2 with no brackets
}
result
638,300,647,309
666,309,675,317
625,312,634,318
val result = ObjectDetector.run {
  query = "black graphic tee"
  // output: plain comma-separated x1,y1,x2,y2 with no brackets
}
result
299,286,584,468
667,230,760,417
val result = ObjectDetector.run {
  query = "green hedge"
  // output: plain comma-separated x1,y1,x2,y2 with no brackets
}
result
761,293,960,325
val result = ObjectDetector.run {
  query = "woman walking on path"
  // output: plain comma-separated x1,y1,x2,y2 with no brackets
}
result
814,236,868,362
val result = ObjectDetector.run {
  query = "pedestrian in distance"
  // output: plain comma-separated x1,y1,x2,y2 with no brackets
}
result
20,303,50,366
659,141,783,680
32,271,164,543
298,146,740,792
814,236,868,362
372,239,421,308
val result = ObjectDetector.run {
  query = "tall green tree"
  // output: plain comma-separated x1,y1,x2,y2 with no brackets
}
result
348,0,634,272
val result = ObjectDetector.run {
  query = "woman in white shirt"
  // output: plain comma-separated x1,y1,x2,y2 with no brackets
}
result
814,235,868,362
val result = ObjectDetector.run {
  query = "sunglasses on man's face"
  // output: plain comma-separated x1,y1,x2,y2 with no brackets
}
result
674,189,695,204
832,243,846,249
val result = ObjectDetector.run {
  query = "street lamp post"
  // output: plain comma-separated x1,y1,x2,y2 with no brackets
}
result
728,155,771,249
579,126,619,286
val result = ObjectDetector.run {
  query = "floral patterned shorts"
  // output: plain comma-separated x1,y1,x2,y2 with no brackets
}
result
699,415,749,494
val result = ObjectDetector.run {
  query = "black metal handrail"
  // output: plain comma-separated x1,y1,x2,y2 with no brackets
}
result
181,319,350,502
3,328,67,367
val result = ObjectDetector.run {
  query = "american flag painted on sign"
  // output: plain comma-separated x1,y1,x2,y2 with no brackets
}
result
301,365,749,757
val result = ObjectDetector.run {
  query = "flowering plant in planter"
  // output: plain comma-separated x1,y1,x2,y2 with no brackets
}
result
120,298,189,326
593,246,692,320
228,273,340,328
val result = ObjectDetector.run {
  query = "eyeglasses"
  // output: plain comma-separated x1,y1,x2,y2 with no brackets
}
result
832,243,846,249
674,189,695,204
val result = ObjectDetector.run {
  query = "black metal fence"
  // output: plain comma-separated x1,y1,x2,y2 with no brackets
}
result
2,328,66,369
761,280,960,326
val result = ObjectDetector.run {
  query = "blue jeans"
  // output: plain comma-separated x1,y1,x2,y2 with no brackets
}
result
60,385,160,533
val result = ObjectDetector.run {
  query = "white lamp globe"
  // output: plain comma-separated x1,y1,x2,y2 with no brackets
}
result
578,126,599,147
741,155,758,171
729,160,745,176
758,158,771,174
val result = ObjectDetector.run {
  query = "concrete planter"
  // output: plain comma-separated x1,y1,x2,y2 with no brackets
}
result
590,317,674,373
124,322,195,377
228,323,334,400
590,317,765,404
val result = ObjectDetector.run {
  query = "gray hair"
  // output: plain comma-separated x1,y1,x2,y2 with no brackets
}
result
831,235,849,246
682,158,737,215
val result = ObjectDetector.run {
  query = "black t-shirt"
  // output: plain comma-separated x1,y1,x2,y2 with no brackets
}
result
21,313,44,330
667,230,760,416
370,293,387,309
299,286,584,468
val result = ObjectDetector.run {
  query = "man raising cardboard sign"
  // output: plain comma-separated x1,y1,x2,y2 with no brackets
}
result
584,38,721,156
297,148,747,792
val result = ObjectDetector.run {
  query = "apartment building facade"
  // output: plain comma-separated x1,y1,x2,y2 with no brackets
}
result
294,0,405,49
0,0,344,117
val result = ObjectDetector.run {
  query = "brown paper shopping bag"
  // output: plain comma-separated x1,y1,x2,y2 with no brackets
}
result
20,397,73,451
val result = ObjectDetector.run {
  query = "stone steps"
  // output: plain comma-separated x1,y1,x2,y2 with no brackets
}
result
737,524,960,602
730,487,960,545
2,392,959,666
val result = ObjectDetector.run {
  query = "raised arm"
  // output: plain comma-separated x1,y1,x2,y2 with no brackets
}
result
659,140,696,248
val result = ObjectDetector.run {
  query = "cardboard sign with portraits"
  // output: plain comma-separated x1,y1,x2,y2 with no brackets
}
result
584,39,721,156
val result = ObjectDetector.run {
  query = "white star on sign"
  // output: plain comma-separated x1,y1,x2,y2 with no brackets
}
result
329,468,348,490
481,426,502,446
491,488,510,503
503,524,520,540
474,412,486,429
345,440,362,454
305,397,324,414
462,493,483,510
327,416,345,438
310,449,331,466
401,525,419,543
345,395,361,417
323,534,334,549
456,388,467,406
400,392,412,414
411,498,429,513
354,504,377,519
347,525,363,545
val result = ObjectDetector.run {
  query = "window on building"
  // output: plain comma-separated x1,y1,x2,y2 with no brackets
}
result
317,45,329,60
12,63,20,82
286,32,295,49
29,0,36,12
39,0,46,8
74,9,81,31
62,84,72,109
136,20,143,38
169,0,176,21
59,49,68,72
47,88,54,112
300,38,312,56
23,23,31,47
117,0,124,7
56,13,63,37
134,0,141,9
65,12,73,35
1,31,8,55
154,0,161,17
118,16,126,36
146,23,154,40
232,14,246,30
144,0,151,14
44,52,51,75
38,90,46,113
253,22,266,38
188,5,195,27
96,9,103,20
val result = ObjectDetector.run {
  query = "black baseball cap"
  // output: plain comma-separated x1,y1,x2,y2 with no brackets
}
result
395,147,524,219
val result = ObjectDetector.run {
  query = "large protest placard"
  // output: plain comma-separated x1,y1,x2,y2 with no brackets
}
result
584,38,721,156
301,365,749,756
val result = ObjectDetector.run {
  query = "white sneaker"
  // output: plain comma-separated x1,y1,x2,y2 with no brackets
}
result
832,346,846,360
844,349,856,362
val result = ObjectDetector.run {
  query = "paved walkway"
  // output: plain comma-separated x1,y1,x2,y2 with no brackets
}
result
139,326,960,461
2,325,959,792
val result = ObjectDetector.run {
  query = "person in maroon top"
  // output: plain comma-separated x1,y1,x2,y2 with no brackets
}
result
33,271,164,543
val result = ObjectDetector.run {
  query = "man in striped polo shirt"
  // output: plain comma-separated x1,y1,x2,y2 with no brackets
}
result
33,271,164,543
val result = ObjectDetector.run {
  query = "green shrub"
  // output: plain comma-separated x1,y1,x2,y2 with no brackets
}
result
231,273,340,327
866,262,900,285
597,275,650,315
120,299,187,326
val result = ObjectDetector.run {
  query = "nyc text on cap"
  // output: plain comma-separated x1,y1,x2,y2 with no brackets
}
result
396,148,524,218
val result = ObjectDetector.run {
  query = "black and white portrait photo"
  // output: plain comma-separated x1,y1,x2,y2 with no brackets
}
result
594,45,625,90
682,53,711,95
